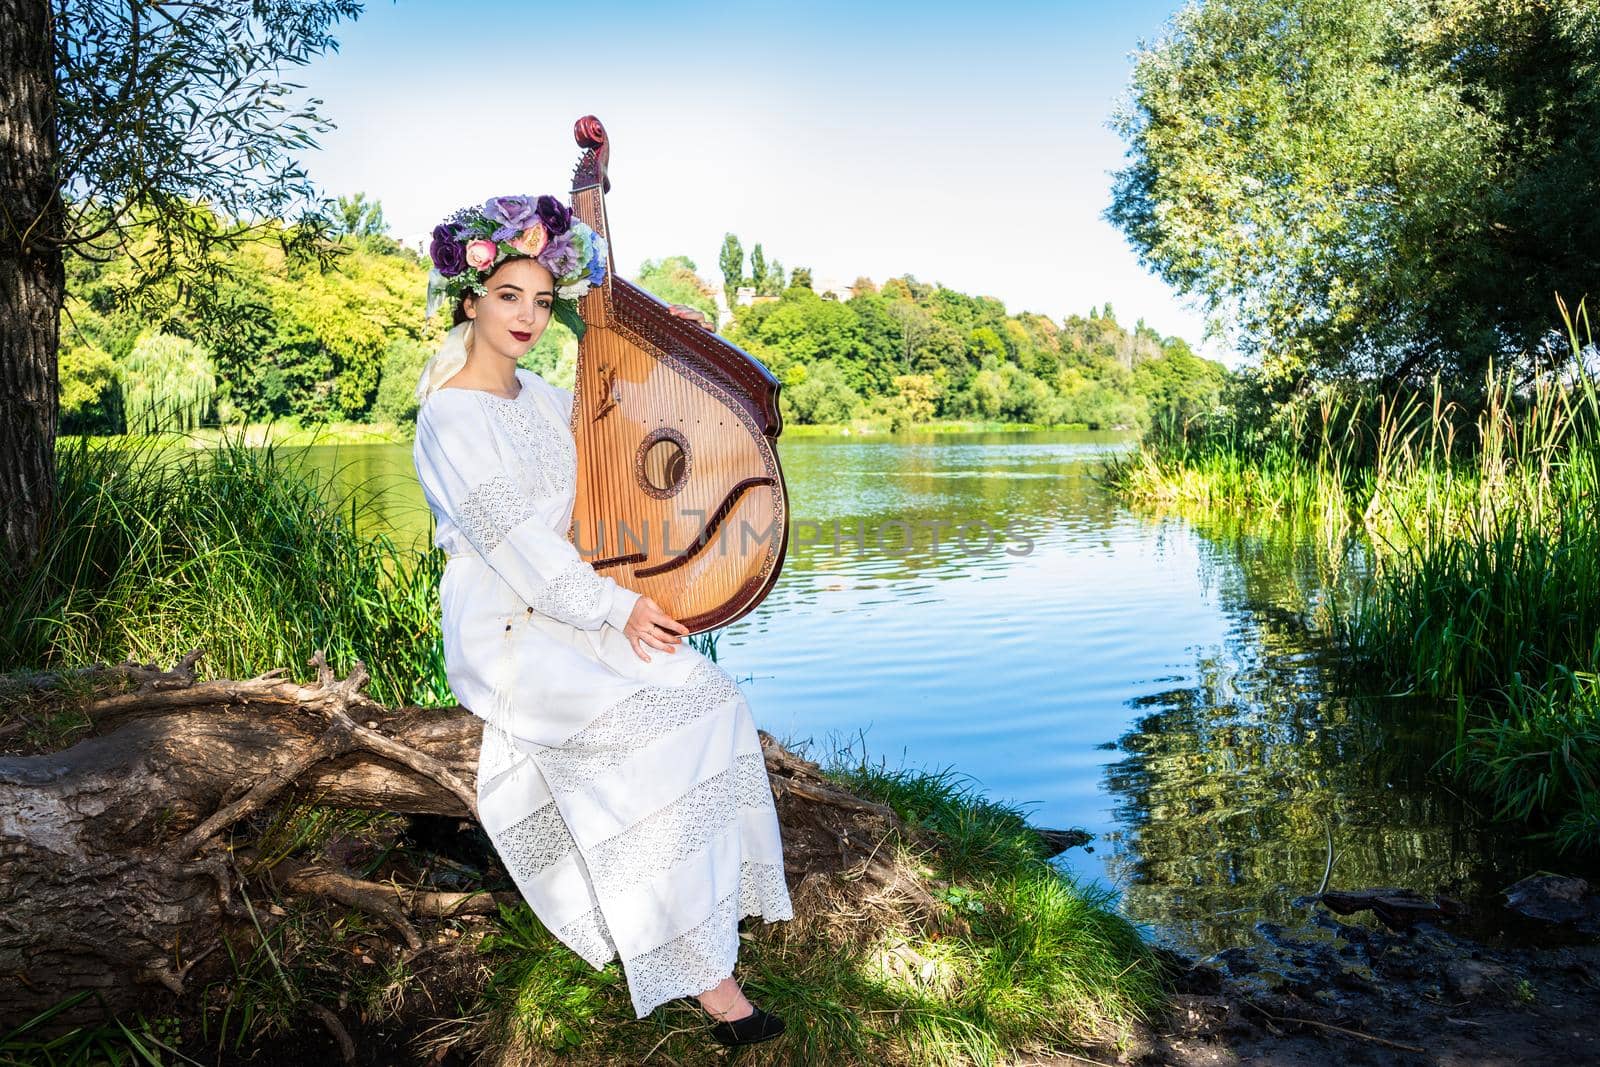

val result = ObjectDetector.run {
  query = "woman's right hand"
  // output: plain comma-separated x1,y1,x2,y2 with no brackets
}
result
623,595,689,662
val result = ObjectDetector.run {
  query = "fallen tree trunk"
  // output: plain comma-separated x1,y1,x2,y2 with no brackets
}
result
0,650,914,1028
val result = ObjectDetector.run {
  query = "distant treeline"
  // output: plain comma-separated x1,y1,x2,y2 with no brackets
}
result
56,205,1227,434
716,251,1225,431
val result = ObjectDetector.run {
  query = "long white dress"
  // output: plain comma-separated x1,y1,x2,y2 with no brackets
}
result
411,366,793,1019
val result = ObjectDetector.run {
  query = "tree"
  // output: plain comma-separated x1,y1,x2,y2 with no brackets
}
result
884,298,935,374
764,258,785,296
749,243,766,295
119,331,216,433
1,0,359,573
718,233,744,301
335,192,387,239
790,266,814,290
1107,0,1600,390
782,360,860,424
892,373,939,425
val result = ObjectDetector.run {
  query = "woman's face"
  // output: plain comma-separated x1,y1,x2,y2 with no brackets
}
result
462,256,556,363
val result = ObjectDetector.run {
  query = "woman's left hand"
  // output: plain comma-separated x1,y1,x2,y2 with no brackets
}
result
622,594,689,662
667,304,715,332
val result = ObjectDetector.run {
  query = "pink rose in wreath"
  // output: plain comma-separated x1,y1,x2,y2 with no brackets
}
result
464,239,498,271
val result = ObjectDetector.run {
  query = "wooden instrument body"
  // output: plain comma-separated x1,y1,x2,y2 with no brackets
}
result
565,119,790,634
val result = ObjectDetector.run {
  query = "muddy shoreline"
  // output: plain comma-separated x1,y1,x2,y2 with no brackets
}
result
1066,878,1600,1066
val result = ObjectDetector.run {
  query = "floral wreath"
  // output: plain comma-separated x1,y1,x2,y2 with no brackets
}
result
423,193,608,339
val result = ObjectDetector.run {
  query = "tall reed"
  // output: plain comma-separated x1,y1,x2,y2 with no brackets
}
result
1111,297,1600,847
1,430,448,708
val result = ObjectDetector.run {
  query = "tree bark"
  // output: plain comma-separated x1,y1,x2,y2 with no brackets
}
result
0,651,912,1028
0,0,65,577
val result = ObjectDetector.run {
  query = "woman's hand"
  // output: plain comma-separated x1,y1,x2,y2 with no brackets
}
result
623,595,690,661
667,304,715,332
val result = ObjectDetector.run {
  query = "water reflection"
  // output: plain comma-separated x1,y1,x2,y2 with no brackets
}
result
280,429,1583,955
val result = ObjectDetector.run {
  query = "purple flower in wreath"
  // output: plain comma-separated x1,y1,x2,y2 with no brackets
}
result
429,224,466,277
535,194,572,236
483,195,537,240
538,230,581,279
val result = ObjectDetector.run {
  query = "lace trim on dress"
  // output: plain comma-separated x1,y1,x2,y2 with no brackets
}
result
493,749,772,898
526,559,611,628
495,801,579,886
537,660,741,794
455,475,538,556
556,902,617,970
480,388,575,499
622,858,795,1017
587,752,772,898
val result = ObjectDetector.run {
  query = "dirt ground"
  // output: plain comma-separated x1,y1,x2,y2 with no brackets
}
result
1027,902,1600,1067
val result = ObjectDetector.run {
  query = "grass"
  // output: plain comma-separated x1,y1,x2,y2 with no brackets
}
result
1107,297,1600,849
0,993,185,1067
464,737,1167,1066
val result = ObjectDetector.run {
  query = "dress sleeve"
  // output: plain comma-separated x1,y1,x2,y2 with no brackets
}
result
414,393,640,632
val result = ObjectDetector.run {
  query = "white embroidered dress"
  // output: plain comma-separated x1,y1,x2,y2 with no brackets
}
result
412,366,793,1018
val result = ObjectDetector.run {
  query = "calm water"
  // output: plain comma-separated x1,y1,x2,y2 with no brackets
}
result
292,430,1564,957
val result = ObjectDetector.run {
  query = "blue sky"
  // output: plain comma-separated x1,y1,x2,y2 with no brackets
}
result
298,0,1233,363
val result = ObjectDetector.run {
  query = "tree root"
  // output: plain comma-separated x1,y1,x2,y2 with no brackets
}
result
268,855,521,949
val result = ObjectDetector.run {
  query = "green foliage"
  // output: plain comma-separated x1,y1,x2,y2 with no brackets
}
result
56,339,117,434
64,218,1219,436
0,991,181,1066
749,243,766,293
118,331,216,433
782,360,861,424
51,0,361,333
476,903,623,1052
335,192,387,239
762,256,785,296
1108,0,1600,386
59,211,430,427
633,255,716,322
371,336,432,425
723,267,1222,430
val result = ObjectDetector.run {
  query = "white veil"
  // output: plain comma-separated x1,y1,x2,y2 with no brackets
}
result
414,320,473,407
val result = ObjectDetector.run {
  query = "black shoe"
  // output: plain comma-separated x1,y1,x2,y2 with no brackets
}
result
709,1005,785,1047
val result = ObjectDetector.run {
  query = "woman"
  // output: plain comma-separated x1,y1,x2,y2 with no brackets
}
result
410,195,792,1046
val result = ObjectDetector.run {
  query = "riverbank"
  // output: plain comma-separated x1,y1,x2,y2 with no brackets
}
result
1053,877,1600,1066
0,433,1167,1065
59,414,1122,451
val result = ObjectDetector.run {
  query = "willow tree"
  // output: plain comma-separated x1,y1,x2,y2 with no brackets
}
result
1107,0,1600,390
0,0,361,576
